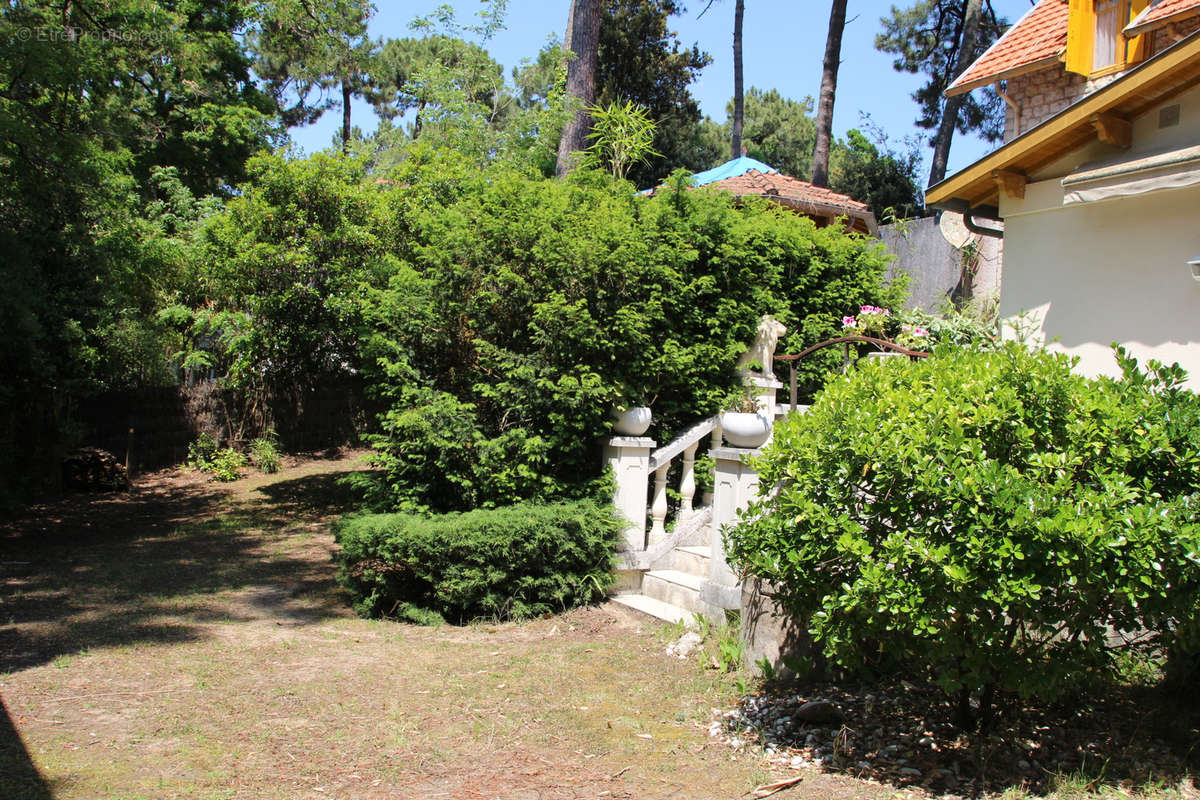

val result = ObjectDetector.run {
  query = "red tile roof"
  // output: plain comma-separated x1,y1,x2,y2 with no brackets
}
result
1126,0,1200,36
704,170,872,214
699,169,877,233
948,0,1070,95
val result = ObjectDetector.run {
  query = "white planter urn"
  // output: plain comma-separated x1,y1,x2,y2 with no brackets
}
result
611,406,652,436
720,411,771,448
866,351,906,362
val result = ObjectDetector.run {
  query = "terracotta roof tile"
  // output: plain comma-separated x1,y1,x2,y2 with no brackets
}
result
949,0,1069,94
1126,0,1200,35
701,170,872,213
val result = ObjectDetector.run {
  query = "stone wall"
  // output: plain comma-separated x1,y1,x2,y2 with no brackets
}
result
1003,18,1200,142
880,215,1003,312
1004,66,1092,140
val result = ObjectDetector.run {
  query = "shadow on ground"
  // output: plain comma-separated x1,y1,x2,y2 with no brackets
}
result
251,468,372,517
728,675,1200,797
0,466,369,673
0,698,52,800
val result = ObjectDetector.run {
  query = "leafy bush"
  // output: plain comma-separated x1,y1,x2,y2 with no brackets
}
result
187,432,219,469
206,448,248,482
357,161,899,511
187,433,247,481
726,343,1200,726
249,433,282,474
333,499,622,623
179,150,901,513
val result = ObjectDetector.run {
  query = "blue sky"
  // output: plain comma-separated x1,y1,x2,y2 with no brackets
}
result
288,0,1035,185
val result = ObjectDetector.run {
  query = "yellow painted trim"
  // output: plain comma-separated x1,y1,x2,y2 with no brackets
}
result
1089,62,1126,78
1125,0,1151,61
926,31,1200,207
1066,0,1095,75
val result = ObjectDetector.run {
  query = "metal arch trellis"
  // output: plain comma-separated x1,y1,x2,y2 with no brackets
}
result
773,335,930,409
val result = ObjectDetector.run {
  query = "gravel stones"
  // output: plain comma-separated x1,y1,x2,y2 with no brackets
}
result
794,699,844,724
705,679,1195,796
665,631,702,659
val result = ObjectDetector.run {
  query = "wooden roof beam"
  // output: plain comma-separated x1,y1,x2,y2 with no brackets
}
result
993,168,1028,199
1090,111,1132,148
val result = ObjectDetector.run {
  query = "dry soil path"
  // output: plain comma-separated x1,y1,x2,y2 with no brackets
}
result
0,453,891,800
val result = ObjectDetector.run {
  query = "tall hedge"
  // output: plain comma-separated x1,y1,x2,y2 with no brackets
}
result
183,150,901,512
726,343,1200,725
360,161,901,511
333,499,622,623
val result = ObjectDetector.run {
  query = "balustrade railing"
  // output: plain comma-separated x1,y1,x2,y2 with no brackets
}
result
645,415,720,546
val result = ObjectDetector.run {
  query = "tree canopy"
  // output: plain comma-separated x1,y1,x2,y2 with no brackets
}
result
876,0,1007,185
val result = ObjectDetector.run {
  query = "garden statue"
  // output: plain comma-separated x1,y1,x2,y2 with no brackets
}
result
737,315,787,380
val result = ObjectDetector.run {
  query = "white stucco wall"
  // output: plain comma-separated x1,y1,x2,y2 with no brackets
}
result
997,83,1200,387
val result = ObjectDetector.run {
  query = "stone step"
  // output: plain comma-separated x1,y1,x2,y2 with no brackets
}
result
610,593,696,626
642,569,703,614
672,545,712,577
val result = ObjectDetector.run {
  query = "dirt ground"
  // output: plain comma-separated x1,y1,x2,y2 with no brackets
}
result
0,453,894,800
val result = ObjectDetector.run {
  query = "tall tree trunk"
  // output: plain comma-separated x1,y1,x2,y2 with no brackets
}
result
341,80,352,155
731,0,745,159
928,0,984,187
811,0,847,187
556,0,603,177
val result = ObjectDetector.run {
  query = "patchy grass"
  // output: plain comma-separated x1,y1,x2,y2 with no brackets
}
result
3,453,1194,800
0,454,845,800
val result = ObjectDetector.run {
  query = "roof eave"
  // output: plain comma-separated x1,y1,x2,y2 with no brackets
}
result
1125,6,1200,37
926,30,1200,212
946,53,1064,96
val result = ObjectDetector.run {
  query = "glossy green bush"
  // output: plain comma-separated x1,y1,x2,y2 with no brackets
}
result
359,162,900,511
727,343,1200,724
333,499,622,624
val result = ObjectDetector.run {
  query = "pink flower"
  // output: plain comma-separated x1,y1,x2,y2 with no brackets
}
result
842,316,857,329
913,327,928,337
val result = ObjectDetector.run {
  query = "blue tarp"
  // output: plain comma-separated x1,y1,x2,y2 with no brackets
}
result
689,156,777,187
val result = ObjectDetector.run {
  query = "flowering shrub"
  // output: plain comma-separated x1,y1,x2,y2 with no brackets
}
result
894,323,929,350
837,305,994,352
727,343,1200,727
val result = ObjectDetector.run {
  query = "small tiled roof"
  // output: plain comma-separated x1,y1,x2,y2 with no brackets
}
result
646,158,878,232
1126,0,1200,36
947,0,1070,96
705,169,872,215
690,155,777,186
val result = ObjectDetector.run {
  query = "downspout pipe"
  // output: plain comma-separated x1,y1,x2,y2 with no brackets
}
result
995,81,1021,139
934,198,1005,239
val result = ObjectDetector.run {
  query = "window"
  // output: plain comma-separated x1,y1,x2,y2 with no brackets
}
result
1093,0,1121,70
1065,0,1149,76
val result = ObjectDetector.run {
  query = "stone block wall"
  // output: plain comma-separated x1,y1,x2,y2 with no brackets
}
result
1003,67,1091,141
1002,18,1200,142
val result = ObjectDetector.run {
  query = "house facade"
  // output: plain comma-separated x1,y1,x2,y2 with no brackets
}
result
928,0,1200,386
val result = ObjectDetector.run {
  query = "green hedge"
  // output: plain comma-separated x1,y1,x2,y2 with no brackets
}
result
727,343,1200,725
333,500,622,624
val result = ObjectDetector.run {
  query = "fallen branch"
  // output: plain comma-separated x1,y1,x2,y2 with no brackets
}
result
746,775,804,798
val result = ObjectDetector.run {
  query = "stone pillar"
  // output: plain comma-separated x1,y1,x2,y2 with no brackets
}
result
701,445,760,617
603,436,655,552
746,374,784,421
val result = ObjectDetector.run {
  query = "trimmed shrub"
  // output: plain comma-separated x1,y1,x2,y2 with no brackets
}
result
333,499,622,623
726,343,1200,726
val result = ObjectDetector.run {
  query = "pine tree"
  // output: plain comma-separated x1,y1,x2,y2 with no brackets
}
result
876,0,1007,186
